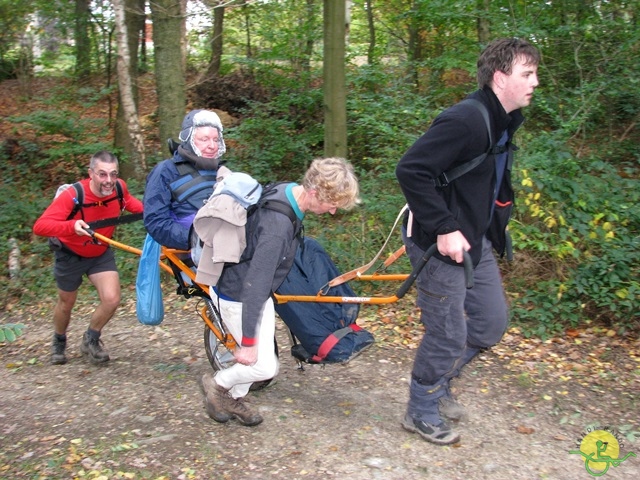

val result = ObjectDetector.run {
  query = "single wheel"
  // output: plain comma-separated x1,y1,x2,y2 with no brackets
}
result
202,299,277,391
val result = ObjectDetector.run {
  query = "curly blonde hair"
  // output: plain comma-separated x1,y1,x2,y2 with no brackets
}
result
302,157,360,210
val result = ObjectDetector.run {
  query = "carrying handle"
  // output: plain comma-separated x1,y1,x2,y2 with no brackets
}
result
396,245,474,299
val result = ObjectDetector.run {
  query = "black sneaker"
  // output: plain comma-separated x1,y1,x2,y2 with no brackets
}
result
80,332,110,364
51,335,67,365
401,413,460,445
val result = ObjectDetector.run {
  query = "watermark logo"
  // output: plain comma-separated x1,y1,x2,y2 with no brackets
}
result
569,425,636,477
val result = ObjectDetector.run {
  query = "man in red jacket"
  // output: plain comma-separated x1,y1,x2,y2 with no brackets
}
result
34,151,143,365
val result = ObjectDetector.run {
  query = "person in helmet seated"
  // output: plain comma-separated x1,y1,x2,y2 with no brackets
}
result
143,109,226,250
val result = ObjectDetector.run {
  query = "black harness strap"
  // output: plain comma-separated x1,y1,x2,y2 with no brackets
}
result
87,213,144,230
433,99,505,188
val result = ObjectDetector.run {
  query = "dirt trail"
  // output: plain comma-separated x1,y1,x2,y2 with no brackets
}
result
1,291,639,480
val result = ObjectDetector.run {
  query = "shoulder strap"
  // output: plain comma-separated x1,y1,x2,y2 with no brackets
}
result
174,159,199,176
115,180,124,210
65,182,84,220
433,99,495,188
249,183,303,240
171,160,218,204
260,199,297,224
67,180,125,221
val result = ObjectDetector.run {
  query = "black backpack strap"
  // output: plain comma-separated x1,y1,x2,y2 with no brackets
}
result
115,179,124,210
260,196,304,243
170,160,218,205
65,182,85,220
260,199,297,224
67,180,126,221
433,99,498,188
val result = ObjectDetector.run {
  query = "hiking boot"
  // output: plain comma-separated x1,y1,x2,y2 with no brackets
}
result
200,373,232,423
80,332,110,364
51,335,67,365
439,393,468,421
401,413,460,445
226,396,263,427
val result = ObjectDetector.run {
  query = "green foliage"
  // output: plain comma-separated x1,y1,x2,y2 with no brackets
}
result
2,0,640,339
225,86,325,180
346,64,436,163
509,130,640,336
6,109,111,182
0,323,25,342
0,183,51,263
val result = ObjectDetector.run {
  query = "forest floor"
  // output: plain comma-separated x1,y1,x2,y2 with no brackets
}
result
1,290,639,480
1,76,639,479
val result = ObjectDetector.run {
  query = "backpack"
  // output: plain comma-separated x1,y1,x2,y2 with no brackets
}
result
48,181,126,253
274,237,374,364
192,171,302,284
55,181,125,221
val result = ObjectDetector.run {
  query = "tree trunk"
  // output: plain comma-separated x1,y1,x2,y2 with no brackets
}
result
365,0,376,65
114,0,146,161
8,238,20,280
301,0,318,75
243,4,253,60
323,0,347,158
150,0,186,151
112,0,147,177
477,0,490,45
406,0,424,88
74,0,91,81
206,4,225,79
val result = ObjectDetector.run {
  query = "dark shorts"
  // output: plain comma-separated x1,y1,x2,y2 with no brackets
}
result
53,248,117,292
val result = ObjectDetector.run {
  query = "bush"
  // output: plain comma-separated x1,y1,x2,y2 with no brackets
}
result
509,131,639,336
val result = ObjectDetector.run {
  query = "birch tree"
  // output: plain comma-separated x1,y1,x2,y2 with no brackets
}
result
112,0,146,175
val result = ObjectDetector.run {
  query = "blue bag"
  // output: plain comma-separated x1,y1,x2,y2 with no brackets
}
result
275,237,374,363
136,233,164,325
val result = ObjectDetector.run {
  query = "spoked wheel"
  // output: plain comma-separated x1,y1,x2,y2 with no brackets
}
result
202,299,277,391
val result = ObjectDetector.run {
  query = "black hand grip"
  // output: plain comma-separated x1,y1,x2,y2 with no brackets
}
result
462,250,474,289
505,230,514,262
396,244,474,299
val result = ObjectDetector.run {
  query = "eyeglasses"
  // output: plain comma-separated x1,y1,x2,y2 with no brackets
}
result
92,169,118,180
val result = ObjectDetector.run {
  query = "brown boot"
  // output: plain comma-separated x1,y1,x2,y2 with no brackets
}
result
226,396,263,427
200,373,232,423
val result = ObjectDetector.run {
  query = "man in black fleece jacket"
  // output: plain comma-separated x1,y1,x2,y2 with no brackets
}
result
396,38,540,445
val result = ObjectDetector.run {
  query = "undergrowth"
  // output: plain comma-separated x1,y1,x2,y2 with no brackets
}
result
1,78,638,340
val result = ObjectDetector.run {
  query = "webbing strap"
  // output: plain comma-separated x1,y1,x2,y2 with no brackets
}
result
318,204,408,294
87,213,143,230
432,99,495,188
311,324,362,363
171,161,217,203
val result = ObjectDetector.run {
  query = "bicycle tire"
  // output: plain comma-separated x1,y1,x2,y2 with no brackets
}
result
202,299,276,391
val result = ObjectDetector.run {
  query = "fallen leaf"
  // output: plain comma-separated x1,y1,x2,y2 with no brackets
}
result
516,425,535,434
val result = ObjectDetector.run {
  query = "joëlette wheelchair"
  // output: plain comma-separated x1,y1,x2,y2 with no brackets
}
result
88,225,473,391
